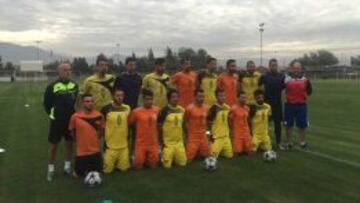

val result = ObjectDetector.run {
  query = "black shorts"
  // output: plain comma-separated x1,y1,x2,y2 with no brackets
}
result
75,152,103,177
48,119,72,144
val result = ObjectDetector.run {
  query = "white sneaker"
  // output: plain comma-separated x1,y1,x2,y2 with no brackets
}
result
47,171,54,182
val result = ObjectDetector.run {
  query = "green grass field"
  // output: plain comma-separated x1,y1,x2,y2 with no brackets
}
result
0,80,359,203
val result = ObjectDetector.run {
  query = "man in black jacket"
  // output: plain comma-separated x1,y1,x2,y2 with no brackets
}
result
259,59,285,150
43,63,78,181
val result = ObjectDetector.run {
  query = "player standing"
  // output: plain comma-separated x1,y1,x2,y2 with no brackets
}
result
217,59,238,106
158,89,187,168
101,88,131,173
43,63,78,181
82,55,114,111
259,59,286,150
249,90,272,152
239,60,262,105
114,57,142,110
229,91,253,155
129,89,160,170
197,57,218,106
142,58,170,108
69,94,104,177
170,58,197,108
185,89,210,163
284,61,312,150
207,89,233,158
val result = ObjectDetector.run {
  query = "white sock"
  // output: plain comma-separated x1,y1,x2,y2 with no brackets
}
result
48,164,55,172
64,161,71,169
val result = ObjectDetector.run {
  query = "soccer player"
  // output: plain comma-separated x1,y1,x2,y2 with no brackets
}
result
170,58,197,108
207,89,233,158
82,55,115,111
43,63,78,181
284,61,312,150
114,57,142,110
158,89,187,168
197,57,218,106
229,91,253,155
239,60,262,105
249,90,272,152
185,89,210,163
129,89,160,170
217,59,238,106
142,58,170,108
69,94,104,177
101,88,131,173
259,59,286,150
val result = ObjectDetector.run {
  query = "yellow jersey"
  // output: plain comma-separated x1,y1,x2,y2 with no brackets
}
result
158,105,185,146
142,72,170,108
82,74,115,111
239,71,262,105
198,71,217,106
207,103,230,139
250,103,272,137
101,103,131,149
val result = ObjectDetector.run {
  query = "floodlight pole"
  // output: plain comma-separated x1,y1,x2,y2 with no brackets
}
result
259,23,265,67
116,43,120,64
35,40,42,60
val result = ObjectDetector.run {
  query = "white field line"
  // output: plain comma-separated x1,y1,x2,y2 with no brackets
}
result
295,147,360,168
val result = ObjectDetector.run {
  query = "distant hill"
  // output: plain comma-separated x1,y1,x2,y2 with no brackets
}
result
0,42,70,65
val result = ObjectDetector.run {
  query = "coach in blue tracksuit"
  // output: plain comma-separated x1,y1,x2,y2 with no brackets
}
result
259,59,285,150
114,57,142,110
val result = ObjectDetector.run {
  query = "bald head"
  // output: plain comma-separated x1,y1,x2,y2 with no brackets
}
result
58,63,71,81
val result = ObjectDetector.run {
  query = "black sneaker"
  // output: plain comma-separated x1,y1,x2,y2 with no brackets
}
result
286,143,294,151
300,142,308,151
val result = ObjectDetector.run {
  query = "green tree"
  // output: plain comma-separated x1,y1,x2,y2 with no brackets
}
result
350,55,360,66
72,57,90,75
295,49,339,67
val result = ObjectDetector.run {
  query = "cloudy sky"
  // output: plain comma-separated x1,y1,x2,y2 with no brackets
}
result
0,0,359,64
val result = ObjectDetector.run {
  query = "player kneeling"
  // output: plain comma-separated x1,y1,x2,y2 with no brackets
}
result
101,88,131,173
129,89,160,170
250,90,272,152
185,89,210,163
158,89,187,168
69,94,104,181
207,89,233,158
229,91,253,156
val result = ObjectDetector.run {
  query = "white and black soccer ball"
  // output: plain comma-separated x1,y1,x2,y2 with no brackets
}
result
84,171,102,187
204,156,217,171
263,150,277,162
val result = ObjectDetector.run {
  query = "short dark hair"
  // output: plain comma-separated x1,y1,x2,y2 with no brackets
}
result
237,90,246,97
290,60,302,67
81,93,93,100
246,60,255,67
155,58,166,66
142,88,154,98
96,54,108,65
254,89,265,97
215,88,224,96
112,87,124,95
125,57,136,65
206,57,216,64
167,88,179,100
180,57,191,65
269,58,277,65
194,88,204,96
226,59,236,67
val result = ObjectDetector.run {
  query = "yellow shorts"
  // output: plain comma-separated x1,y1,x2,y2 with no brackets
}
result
211,137,233,158
252,134,271,151
103,148,130,173
161,142,187,168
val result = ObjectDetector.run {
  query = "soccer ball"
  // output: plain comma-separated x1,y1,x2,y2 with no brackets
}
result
84,171,102,187
204,156,217,171
263,150,277,162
